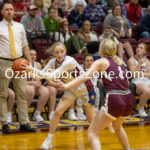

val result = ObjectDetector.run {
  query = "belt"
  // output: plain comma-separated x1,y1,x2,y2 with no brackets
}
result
107,89,131,95
0,57,21,61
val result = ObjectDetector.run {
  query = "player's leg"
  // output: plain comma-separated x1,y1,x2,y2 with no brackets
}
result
40,96,75,149
88,109,113,150
33,86,49,121
112,117,130,149
46,85,57,120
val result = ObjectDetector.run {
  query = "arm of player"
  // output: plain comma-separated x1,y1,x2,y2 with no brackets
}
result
23,58,77,81
57,58,109,90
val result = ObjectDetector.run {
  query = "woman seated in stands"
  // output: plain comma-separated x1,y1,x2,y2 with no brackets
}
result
59,0,73,12
31,0,48,18
68,0,86,28
104,4,132,39
54,19,86,56
77,20,99,54
51,0,65,22
127,43,150,117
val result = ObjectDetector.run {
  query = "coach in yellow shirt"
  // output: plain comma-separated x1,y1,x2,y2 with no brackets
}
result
0,2,36,134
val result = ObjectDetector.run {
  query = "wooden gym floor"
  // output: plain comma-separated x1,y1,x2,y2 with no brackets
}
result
0,125,150,150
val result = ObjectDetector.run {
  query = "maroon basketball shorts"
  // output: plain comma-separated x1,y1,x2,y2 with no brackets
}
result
101,89,134,120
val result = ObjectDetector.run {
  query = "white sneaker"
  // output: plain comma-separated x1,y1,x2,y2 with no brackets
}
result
40,137,52,149
77,113,86,121
33,113,44,122
68,111,78,121
49,111,54,121
108,123,115,133
27,115,30,122
139,108,148,117
95,107,99,114
7,112,12,123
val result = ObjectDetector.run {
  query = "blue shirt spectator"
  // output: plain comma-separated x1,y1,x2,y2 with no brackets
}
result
84,0,106,26
68,0,87,28
139,5,150,38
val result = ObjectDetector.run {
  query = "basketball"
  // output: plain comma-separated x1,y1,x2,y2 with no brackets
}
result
12,58,29,77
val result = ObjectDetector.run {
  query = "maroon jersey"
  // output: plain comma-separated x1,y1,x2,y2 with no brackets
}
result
102,57,129,92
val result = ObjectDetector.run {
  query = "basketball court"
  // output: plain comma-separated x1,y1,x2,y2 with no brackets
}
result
0,115,150,150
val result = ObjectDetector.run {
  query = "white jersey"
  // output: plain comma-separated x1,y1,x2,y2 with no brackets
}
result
132,57,150,85
43,56,89,97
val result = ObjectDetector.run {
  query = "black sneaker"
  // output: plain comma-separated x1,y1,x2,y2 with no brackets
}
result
2,124,11,134
20,123,36,132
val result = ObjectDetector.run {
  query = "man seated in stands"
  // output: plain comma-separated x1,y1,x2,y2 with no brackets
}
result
12,0,26,22
84,0,106,26
125,0,143,27
21,4,49,44
139,5,150,39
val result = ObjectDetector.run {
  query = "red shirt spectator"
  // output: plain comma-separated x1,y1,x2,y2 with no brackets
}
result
13,0,26,22
125,0,143,25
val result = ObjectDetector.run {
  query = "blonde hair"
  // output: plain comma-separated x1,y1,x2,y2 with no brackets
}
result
49,42,67,53
139,43,148,52
42,42,66,67
99,38,122,65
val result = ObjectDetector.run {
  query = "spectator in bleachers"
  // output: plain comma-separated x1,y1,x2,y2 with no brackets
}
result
21,4,49,44
138,0,150,8
127,43,150,117
77,20,99,53
43,7,59,37
104,4,132,39
72,0,87,8
139,5,150,39
83,0,106,26
12,0,26,22
68,0,86,28
31,0,48,18
59,0,73,12
53,19,86,55
99,26,133,65
101,0,126,15
22,0,31,7
125,0,143,27
51,0,65,22
26,49,49,122
31,0,51,9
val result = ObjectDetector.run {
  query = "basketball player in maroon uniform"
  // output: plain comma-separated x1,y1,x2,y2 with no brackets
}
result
58,38,134,150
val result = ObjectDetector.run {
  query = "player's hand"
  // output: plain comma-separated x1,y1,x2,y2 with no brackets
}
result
56,79,67,90
22,63,34,72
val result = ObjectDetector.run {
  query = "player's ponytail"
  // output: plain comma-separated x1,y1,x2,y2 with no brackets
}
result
99,38,122,65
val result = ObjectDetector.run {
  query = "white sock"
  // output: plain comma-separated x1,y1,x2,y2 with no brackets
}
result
35,110,41,115
47,133,53,139
49,111,54,114
69,109,74,113
8,112,12,115
77,108,83,114
139,106,144,111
